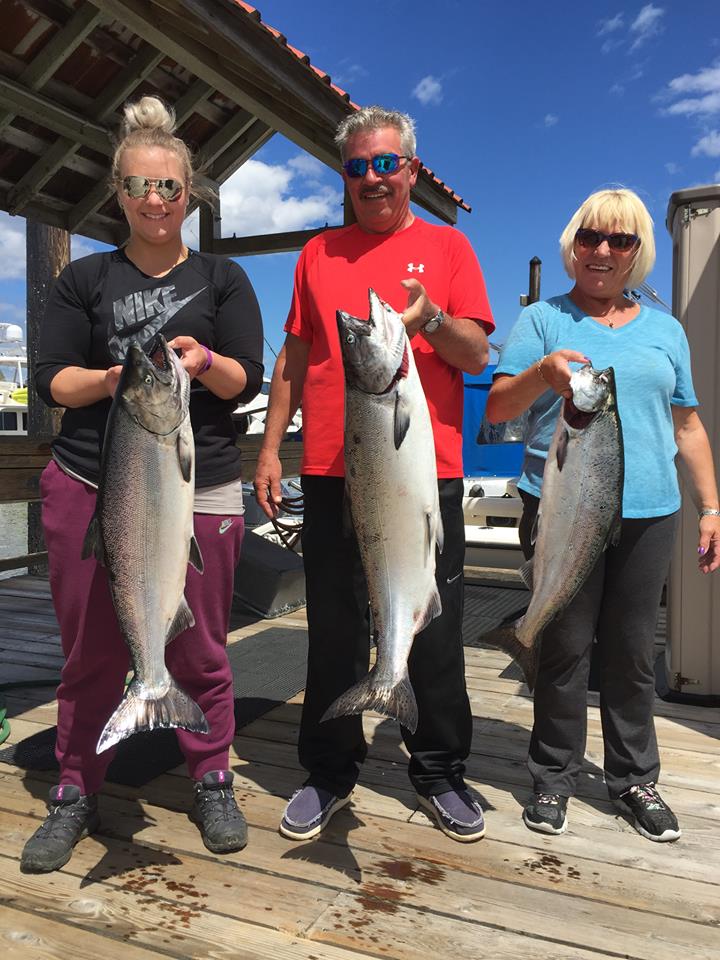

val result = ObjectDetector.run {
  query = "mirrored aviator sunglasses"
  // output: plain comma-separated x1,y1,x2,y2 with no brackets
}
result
342,153,411,178
575,228,639,252
121,175,184,202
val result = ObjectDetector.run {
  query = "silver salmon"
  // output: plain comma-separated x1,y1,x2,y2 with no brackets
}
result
321,289,444,734
83,335,208,753
486,365,623,690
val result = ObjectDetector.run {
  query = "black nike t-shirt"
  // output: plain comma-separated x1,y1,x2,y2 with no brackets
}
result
35,249,264,488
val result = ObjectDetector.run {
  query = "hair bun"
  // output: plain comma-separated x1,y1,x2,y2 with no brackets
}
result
122,96,176,137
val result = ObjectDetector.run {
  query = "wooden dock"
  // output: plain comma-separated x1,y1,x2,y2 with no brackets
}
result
1,574,719,960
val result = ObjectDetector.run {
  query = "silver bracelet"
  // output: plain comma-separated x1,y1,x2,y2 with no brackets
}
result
699,508,720,518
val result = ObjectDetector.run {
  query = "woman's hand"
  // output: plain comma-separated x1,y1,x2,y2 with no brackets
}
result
104,365,123,398
167,336,210,379
698,514,720,574
539,350,591,399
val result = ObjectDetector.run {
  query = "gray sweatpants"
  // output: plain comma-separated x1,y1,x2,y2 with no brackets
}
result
520,493,678,799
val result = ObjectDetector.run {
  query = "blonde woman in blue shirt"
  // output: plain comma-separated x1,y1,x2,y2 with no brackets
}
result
486,188,720,843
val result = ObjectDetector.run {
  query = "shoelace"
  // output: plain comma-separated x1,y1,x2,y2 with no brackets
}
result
197,787,237,823
627,783,664,810
536,793,562,805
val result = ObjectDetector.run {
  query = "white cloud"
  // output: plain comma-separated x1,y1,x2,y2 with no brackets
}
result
597,13,624,35
544,113,559,127
691,130,720,157
662,62,720,116
0,212,26,279
610,83,625,96
630,4,664,50
184,156,342,244
0,301,24,324
665,161,681,174
412,75,443,107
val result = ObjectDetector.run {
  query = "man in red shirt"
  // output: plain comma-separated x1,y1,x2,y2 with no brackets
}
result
255,105,494,842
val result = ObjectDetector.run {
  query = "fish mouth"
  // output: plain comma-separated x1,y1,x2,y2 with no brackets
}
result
564,399,599,430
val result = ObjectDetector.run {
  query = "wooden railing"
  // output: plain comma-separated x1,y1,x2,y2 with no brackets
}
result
0,434,304,570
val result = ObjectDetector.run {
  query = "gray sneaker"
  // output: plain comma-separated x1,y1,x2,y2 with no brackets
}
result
20,784,100,874
417,788,486,842
190,771,248,853
614,783,681,842
279,784,352,840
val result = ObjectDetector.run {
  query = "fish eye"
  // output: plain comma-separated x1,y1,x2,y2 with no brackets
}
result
144,375,153,384
346,333,355,344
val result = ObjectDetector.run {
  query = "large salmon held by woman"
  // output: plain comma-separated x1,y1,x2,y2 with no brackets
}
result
82,334,208,753
322,289,444,734
486,365,624,690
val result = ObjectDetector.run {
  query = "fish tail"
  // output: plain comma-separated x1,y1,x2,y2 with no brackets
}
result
321,665,419,734
96,678,209,753
481,622,540,692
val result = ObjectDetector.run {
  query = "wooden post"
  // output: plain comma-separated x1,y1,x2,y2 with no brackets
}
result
198,183,221,253
343,185,357,226
25,219,70,573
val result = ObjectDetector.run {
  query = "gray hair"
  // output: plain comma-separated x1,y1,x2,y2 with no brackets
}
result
334,106,417,159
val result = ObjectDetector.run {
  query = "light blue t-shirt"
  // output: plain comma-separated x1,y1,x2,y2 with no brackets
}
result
495,294,698,518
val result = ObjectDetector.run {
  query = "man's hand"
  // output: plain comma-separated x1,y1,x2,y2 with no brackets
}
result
400,278,438,338
254,450,284,520
698,515,720,574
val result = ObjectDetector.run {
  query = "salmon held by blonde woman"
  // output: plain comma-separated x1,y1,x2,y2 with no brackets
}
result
20,95,264,873
486,187,720,843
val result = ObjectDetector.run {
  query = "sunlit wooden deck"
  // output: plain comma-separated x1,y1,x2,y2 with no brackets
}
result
1,574,719,960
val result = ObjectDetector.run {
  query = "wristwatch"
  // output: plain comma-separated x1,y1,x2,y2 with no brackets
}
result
422,308,445,335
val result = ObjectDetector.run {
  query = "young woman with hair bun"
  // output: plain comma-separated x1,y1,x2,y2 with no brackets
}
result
21,96,264,872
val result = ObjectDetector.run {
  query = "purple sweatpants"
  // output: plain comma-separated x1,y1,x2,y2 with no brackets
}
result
41,460,244,794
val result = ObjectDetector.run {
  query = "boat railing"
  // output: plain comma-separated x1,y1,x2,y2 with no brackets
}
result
0,434,303,573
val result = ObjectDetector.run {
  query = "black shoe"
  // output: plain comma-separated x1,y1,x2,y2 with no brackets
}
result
523,792,568,835
20,784,100,874
614,783,681,842
190,771,248,853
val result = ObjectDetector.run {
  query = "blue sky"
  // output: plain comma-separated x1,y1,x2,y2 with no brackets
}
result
1,1,719,367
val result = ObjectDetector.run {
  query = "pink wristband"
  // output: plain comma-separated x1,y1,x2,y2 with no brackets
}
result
200,346,213,374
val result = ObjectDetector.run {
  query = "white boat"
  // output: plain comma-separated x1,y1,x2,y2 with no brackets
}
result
0,323,27,437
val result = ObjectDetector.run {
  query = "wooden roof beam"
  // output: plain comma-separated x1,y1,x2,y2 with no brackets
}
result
213,227,330,258
0,76,111,154
1,126,106,180
7,44,165,216
0,2,105,138
206,118,274,183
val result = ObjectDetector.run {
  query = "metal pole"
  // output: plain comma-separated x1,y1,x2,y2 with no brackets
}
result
26,219,70,574
528,256,542,304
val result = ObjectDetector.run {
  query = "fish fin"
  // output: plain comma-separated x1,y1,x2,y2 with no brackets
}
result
393,388,411,449
556,428,569,471
81,514,106,566
321,664,418,734
189,535,204,573
96,677,209,753
177,431,193,483
518,558,534,592
607,514,622,549
482,620,540,692
416,584,442,633
167,595,195,644
530,511,540,547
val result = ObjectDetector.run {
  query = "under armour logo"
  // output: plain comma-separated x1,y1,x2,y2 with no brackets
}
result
407,262,425,273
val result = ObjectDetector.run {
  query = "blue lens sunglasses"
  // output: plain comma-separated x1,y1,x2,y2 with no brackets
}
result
342,153,413,178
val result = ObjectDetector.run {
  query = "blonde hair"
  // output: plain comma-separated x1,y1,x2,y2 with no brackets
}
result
111,96,194,191
559,188,656,289
335,106,416,159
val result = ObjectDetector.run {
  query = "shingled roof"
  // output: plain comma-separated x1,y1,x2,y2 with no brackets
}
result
0,0,470,250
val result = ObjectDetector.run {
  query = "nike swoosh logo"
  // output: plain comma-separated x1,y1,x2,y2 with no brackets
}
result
219,519,234,534
447,572,462,584
109,287,208,360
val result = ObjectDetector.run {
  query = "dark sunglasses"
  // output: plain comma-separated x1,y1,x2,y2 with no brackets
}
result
575,228,639,252
119,176,184,201
342,153,412,178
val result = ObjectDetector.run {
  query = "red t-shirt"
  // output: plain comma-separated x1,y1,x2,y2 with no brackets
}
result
284,217,495,478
